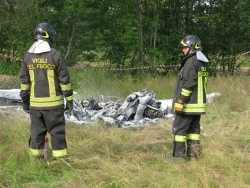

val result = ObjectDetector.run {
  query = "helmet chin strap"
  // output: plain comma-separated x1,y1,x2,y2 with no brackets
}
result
184,47,192,56
187,48,196,56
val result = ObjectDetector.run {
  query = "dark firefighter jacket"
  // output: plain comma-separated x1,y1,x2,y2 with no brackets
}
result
19,48,73,110
174,52,208,115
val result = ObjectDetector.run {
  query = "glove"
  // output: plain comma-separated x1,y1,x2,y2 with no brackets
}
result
23,102,30,113
65,100,73,113
20,91,30,113
174,99,184,113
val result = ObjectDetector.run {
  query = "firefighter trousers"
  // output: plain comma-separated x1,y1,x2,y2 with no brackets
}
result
29,108,67,158
172,114,201,158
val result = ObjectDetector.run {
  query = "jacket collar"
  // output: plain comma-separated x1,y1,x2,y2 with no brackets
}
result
179,53,196,70
28,40,51,54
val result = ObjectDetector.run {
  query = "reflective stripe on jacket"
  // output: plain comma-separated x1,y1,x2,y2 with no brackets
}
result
174,53,208,115
19,48,73,110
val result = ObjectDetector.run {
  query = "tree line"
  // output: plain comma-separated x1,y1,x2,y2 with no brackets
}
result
0,0,249,68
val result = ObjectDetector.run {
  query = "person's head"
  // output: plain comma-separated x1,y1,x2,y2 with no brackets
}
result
34,22,56,43
180,35,201,56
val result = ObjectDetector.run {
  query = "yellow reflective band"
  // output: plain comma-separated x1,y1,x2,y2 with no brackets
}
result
198,68,208,105
198,71,203,104
29,70,35,97
47,69,56,97
66,95,73,101
175,135,186,142
31,100,64,107
20,83,30,91
52,149,67,158
181,88,192,96
60,83,72,91
195,43,201,49
43,31,49,39
181,40,188,47
183,109,206,113
202,68,208,96
204,76,208,94
183,108,206,113
183,104,207,113
187,134,200,141
30,95,64,107
184,104,207,108
30,95,63,102
29,148,43,157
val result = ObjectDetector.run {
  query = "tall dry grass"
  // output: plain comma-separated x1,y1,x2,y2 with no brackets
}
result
0,73,250,188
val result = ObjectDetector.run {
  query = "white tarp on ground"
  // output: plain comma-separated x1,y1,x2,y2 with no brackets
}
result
0,89,21,100
0,89,221,128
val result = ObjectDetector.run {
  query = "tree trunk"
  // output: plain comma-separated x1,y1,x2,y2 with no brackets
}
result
153,0,159,64
135,0,144,64
64,25,76,61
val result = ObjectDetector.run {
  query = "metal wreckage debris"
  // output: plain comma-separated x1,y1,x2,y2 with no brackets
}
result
65,90,174,128
0,89,221,128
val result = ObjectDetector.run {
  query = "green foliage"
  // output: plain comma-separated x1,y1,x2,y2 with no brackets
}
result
0,0,250,68
0,62,20,75
207,55,240,76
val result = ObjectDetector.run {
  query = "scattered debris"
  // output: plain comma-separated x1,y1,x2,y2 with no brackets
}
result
0,89,21,106
65,90,172,127
0,89,221,128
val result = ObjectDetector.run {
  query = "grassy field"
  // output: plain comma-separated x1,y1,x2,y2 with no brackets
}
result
0,72,250,188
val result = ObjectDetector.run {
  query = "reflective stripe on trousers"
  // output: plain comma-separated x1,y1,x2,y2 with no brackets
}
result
52,149,67,158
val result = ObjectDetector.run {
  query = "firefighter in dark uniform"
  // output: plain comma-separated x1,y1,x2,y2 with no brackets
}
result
19,22,73,159
172,35,208,159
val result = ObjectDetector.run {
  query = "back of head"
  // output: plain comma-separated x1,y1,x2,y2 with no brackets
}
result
28,22,56,54
34,22,56,44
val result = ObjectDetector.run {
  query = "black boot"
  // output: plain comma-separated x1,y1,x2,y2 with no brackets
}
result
173,141,186,158
187,140,201,159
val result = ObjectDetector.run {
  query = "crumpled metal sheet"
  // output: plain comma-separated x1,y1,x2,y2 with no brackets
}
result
0,89,221,128
64,90,172,127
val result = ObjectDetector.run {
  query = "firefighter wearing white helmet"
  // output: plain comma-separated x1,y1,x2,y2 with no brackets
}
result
19,22,73,159
172,35,209,160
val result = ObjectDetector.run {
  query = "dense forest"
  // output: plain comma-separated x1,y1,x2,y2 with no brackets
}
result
0,0,250,67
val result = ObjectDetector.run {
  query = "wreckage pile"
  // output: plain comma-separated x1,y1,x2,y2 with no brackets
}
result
65,90,173,127
0,89,221,128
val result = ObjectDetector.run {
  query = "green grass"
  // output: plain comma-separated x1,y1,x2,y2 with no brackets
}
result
0,73,250,188
70,69,176,99
0,62,20,76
